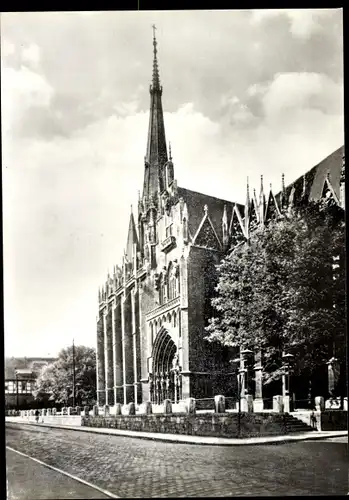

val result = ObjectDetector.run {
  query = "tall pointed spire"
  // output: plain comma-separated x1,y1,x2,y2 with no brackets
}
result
143,25,168,204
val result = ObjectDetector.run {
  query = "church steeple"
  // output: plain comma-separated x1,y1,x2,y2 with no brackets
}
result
143,25,168,205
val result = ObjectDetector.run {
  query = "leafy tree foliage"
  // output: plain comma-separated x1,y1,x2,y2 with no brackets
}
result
33,345,97,405
205,200,345,385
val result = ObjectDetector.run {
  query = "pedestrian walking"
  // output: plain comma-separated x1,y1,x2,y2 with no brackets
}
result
35,409,40,423
310,411,317,429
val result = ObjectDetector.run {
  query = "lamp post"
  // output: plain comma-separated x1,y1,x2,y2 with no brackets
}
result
231,348,253,437
72,339,76,408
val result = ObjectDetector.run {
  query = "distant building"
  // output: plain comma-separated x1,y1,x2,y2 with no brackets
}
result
5,357,57,409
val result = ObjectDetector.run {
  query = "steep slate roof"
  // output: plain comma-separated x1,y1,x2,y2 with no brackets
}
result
177,187,244,244
5,357,57,379
275,145,344,207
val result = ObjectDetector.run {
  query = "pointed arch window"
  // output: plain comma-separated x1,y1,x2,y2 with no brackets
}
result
167,263,178,300
159,274,165,305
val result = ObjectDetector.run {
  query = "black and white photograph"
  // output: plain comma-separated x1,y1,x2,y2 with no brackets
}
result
3,9,347,498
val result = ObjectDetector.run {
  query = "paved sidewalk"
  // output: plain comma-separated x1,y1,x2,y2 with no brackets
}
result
6,419,348,446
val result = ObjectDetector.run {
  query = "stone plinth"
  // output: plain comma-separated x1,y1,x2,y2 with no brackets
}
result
186,398,196,414
315,396,325,411
141,401,152,415
163,399,172,414
253,398,264,412
214,395,225,413
128,402,136,415
273,395,284,413
241,395,253,412
283,395,291,413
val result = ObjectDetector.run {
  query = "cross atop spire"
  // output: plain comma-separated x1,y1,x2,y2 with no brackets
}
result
151,24,160,91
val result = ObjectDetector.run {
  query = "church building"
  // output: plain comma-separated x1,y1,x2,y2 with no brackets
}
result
96,30,345,408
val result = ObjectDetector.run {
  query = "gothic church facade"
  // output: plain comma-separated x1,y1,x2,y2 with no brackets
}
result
96,31,345,407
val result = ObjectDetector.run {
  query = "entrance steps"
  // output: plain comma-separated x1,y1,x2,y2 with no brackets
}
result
284,413,316,433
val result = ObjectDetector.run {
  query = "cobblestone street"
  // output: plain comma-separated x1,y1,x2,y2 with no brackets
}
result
6,423,348,498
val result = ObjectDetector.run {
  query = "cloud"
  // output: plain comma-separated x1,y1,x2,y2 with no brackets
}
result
262,72,343,121
251,8,340,39
22,42,41,69
2,64,54,137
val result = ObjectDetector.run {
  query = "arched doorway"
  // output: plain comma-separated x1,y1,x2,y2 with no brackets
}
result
150,326,181,404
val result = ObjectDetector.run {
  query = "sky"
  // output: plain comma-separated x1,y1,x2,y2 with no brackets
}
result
2,9,344,357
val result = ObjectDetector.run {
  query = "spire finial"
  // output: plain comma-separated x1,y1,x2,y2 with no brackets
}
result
204,204,208,215
151,24,160,90
246,176,250,206
169,141,172,161
282,173,285,192
260,175,264,198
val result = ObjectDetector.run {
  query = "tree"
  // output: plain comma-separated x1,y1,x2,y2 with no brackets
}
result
205,200,345,389
33,345,97,406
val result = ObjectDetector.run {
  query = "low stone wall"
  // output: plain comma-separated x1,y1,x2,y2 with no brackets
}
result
292,410,347,431
6,415,82,427
320,411,347,431
82,412,291,438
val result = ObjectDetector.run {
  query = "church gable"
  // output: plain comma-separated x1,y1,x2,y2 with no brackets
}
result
249,197,259,229
265,189,281,222
229,208,246,247
321,175,339,206
193,211,222,250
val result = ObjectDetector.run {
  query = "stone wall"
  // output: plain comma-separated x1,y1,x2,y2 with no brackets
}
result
6,415,82,426
320,411,347,431
82,412,291,438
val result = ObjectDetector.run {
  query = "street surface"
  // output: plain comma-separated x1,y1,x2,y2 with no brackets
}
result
6,423,348,498
6,448,110,499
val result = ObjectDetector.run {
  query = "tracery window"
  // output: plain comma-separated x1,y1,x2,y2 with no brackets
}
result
167,263,178,300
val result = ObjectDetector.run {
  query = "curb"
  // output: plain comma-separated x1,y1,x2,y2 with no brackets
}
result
5,420,348,446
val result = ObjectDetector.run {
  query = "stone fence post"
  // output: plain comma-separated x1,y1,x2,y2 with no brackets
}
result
186,398,196,414
93,405,99,417
115,403,122,415
67,407,73,416
83,406,89,417
315,396,325,412
42,409,47,416
214,395,225,413
143,401,152,415
163,399,172,414
104,404,110,417
273,395,284,413
128,402,136,415
52,408,57,415
75,406,81,415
